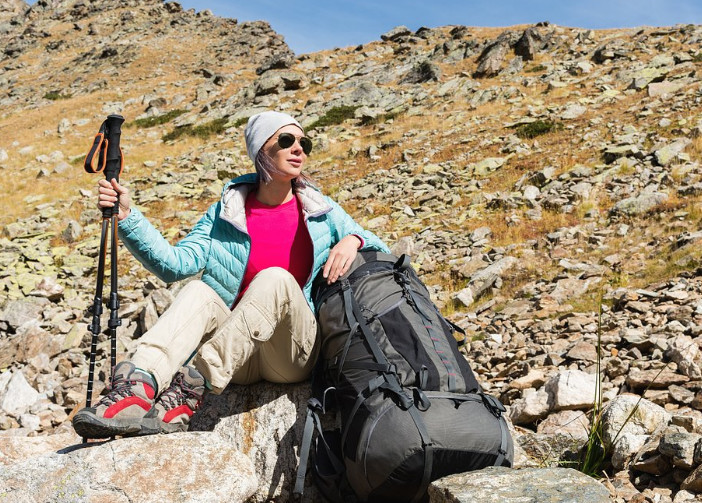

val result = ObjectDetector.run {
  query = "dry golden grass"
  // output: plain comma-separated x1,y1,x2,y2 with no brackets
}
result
688,135,702,158
488,210,580,246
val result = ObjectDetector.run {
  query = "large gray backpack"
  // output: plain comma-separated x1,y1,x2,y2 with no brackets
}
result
295,252,513,502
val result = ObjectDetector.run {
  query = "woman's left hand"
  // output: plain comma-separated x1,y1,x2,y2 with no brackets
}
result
323,235,362,284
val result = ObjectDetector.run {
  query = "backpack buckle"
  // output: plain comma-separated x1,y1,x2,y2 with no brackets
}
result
481,393,505,418
413,388,431,412
307,397,323,413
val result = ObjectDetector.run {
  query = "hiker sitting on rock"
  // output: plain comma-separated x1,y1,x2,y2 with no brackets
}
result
73,111,390,438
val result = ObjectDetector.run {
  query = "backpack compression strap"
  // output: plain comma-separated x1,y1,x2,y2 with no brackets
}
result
294,396,346,498
340,280,434,503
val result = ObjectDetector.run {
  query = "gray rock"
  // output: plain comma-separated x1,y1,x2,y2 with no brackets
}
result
612,192,668,216
0,432,258,502
514,27,544,61
536,410,590,441
0,433,79,466
0,371,39,417
401,60,441,84
149,288,175,316
629,67,669,90
602,395,671,450
61,220,83,243
18,413,40,431
518,432,585,467
390,236,416,257
549,277,600,304
566,341,598,362
682,464,702,493
0,297,48,331
654,138,692,166
454,287,474,307
28,277,64,301
603,144,643,163
470,256,517,285
278,70,305,90
612,433,649,470
659,431,701,469
57,117,70,134
561,104,587,120
626,368,689,389
545,369,598,411
253,74,284,96
381,25,411,42
470,226,492,242
648,80,687,97
509,387,550,424
428,466,611,502
523,185,540,200
474,40,510,78
255,53,294,75
666,335,702,379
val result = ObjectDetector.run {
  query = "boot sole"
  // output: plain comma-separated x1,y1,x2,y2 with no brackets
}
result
139,417,188,435
72,411,143,438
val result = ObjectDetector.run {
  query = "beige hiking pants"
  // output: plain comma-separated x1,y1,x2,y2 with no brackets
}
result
130,267,319,394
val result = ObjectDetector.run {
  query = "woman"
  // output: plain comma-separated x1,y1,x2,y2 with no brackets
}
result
73,111,389,438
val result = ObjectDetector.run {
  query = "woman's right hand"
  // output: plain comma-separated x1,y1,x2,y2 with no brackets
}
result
98,178,131,221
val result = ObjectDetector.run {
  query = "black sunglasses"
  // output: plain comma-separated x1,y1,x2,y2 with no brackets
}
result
277,132,312,155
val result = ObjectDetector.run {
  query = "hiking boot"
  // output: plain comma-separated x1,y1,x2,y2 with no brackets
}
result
72,361,156,438
140,365,205,435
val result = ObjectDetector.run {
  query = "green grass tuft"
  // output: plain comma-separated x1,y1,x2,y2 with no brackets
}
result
308,105,360,130
162,117,229,142
526,64,547,73
44,91,72,100
131,109,186,129
578,298,607,477
232,117,249,128
515,120,563,139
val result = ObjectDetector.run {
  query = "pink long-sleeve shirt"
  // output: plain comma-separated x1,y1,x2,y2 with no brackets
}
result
235,192,314,306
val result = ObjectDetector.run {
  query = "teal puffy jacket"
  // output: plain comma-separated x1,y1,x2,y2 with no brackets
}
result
118,173,390,311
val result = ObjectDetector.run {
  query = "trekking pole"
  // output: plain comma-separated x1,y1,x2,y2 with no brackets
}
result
82,115,125,438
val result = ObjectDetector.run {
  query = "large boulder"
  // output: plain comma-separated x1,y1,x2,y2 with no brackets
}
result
190,381,313,502
428,466,611,502
0,432,258,502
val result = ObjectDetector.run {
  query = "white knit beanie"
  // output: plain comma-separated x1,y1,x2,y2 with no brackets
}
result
244,111,303,162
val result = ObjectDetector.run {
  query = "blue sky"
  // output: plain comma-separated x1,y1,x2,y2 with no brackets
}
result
175,0,702,54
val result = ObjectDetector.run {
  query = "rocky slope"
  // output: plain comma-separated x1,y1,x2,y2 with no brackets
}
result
1,1,702,501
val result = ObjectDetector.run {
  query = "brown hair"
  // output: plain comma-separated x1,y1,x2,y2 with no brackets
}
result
254,149,316,190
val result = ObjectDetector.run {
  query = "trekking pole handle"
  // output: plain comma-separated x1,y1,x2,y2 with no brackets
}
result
104,114,124,182
103,114,124,218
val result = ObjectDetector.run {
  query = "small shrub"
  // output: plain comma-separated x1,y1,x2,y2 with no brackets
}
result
233,116,249,127
44,91,72,100
692,53,702,63
162,117,228,142
132,109,186,128
526,64,547,73
515,120,563,139
308,105,360,130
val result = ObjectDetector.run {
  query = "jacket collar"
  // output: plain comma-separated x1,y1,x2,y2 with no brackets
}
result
219,173,331,233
